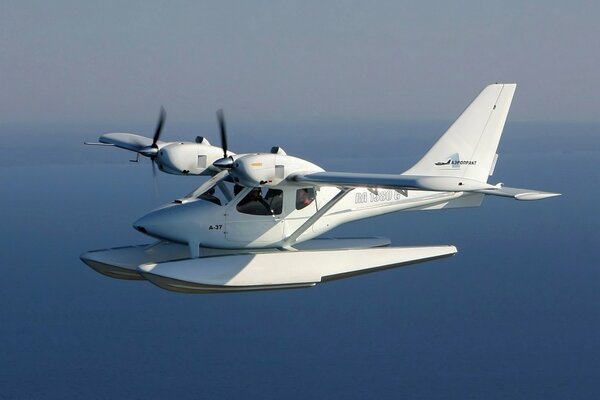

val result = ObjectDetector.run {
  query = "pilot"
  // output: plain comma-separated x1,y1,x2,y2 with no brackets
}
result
237,187,272,215
233,184,244,197
198,187,221,205
296,188,314,209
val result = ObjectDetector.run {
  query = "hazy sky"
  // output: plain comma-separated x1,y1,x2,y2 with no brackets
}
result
1,1,599,125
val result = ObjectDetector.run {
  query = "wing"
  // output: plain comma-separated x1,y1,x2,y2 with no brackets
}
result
99,133,164,152
289,171,560,200
289,171,496,192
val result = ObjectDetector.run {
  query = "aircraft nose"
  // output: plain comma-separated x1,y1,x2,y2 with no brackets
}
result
133,224,148,234
133,208,176,241
133,213,156,237
133,203,205,244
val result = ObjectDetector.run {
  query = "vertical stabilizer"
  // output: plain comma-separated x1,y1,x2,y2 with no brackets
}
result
403,84,516,182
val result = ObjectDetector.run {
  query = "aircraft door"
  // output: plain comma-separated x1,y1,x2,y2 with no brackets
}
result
225,187,285,245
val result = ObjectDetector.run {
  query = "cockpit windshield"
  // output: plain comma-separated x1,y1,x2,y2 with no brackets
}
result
187,177,236,206
191,177,283,216
196,187,222,205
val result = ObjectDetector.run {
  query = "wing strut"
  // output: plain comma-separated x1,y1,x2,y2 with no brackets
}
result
282,188,354,249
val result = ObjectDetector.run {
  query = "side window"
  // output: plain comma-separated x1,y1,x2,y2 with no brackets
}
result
236,187,284,216
296,188,315,210
265,189,283,215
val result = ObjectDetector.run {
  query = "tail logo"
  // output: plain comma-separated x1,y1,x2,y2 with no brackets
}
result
435,153,477,168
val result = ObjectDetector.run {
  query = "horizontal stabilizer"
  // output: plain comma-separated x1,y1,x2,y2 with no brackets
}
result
290,171,496,192
478,185,561,201
137,245,457,293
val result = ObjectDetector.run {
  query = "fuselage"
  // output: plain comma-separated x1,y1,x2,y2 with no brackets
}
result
133,172,481,254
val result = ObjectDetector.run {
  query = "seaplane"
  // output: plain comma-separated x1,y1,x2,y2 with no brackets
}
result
81,83,560,293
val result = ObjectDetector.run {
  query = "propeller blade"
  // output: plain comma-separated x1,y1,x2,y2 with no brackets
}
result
152,106,166,148
151,159,159,197
216,109,228,158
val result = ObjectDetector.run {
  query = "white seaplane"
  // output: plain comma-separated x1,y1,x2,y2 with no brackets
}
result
81,83,559,293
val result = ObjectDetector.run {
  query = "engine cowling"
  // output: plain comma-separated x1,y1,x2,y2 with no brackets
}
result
229,153,322,187
156,142,229,175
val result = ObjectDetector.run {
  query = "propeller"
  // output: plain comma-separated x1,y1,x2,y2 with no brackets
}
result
138,106,166,196
151,156,159,197
217,109,228,158
139,106,166,158
152,106,166,150
213,109,234,169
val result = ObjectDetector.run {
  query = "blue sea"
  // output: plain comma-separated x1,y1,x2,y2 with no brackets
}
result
0,121,598,399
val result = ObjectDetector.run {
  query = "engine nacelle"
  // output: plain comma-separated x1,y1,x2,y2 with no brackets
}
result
230,153,322,187
156,142,228,176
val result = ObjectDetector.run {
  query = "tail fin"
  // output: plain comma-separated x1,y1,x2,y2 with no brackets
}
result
404,83,516,183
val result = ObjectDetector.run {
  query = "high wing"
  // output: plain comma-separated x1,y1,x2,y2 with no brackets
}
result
289,172,559,200
99,133,164,153
288,172,560,200
289,171,496,192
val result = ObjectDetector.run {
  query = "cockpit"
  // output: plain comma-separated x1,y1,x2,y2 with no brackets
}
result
182,174,315,217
